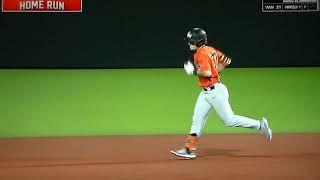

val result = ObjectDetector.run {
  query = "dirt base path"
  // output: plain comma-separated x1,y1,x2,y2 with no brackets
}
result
0,134,319,180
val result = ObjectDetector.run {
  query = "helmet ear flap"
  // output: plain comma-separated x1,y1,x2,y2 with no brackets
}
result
195,37,207,46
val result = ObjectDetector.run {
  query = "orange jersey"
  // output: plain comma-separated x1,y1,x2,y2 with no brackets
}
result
194,45,231,87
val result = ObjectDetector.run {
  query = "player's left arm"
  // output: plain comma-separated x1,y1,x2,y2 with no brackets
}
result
196,68,211,77
195,52,212,77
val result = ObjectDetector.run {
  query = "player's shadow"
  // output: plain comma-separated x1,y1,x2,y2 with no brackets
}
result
199,148,272,158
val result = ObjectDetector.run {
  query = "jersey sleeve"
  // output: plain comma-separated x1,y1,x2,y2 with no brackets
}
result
216,49,232,66
195,51,211,72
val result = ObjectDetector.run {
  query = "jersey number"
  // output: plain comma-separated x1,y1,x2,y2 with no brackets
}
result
210,51,218,69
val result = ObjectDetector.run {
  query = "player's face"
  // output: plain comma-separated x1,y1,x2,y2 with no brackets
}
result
188,43,197,51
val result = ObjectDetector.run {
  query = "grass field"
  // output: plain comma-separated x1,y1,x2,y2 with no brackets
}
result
0,67,319,137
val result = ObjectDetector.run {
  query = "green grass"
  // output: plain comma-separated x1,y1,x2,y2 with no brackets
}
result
0,68,319,137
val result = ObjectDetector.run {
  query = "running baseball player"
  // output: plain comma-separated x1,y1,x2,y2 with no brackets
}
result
170,28,272,159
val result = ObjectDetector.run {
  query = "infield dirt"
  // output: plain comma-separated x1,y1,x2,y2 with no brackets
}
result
0,134,319,180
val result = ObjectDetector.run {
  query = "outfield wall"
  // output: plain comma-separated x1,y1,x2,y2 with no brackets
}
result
0,1,319,68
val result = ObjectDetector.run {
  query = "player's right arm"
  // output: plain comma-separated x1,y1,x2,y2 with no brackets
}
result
217,63,225,72
216,49,231,72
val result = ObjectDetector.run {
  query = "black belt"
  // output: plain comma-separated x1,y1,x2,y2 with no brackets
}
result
203,86,215,91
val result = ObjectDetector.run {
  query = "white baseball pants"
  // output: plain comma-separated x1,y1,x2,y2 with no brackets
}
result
190,83,261,136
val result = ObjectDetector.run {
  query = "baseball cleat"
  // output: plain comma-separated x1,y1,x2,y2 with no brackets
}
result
259,117,272,141
170,147,196,159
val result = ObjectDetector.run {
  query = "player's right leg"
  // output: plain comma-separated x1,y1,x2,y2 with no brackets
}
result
170,91,212,159
190,91,212,137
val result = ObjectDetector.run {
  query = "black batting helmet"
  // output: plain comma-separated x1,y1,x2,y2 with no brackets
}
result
186,28,207,46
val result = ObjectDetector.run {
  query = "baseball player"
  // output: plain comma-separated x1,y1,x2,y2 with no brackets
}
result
170,28,272,159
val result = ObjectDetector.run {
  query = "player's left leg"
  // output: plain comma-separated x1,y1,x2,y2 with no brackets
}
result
207,83,272,140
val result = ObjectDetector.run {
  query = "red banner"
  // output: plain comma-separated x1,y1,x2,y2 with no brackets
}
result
2,0,82,12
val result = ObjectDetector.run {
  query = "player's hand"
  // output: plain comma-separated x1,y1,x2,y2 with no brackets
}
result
221,55,232,66
184,61,195,75
225,57,231,66
217,63,225,72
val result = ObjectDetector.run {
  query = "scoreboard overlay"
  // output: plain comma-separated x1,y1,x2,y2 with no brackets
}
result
262,0,319,12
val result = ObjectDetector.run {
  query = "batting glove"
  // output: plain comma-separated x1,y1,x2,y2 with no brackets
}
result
184,61,196,75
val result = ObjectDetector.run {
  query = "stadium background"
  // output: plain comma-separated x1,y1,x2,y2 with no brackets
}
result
0,0,319,137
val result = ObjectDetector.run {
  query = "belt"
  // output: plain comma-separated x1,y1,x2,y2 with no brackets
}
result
203,86,215,91
203,81,221,91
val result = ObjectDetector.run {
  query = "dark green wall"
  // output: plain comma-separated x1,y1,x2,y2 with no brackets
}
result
1,0,319,68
